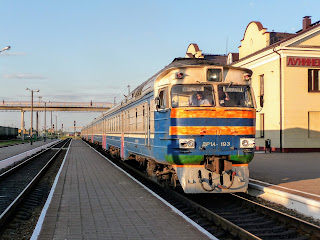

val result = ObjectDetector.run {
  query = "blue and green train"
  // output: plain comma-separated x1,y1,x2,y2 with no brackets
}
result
82,58,256,193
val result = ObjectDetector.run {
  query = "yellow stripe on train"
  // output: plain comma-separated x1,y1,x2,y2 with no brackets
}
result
169,126,255,135
170,108,256,119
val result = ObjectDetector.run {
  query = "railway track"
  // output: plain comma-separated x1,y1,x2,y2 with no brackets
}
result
0,138,71,239
89,141,320,240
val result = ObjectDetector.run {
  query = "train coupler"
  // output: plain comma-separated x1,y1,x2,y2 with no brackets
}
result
198,170,216,192
217,171,236,189
204,157,232,175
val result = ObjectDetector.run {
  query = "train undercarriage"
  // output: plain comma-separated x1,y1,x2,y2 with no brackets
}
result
90,139,248,194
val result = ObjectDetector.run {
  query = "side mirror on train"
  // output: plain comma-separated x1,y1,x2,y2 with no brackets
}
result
155,97,160,110
260,95,264,108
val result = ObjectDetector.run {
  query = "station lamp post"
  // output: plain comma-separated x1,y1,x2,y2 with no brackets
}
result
43,100,50,142
0,46,11,53
51,111,53,139
36,96,42,137
26,88,40,145
55,114,59,137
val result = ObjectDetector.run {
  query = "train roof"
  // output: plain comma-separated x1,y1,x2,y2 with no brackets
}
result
130,58,252,98
84,58,252,128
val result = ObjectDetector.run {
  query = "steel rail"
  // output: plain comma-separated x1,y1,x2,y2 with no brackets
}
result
0,138,70,228
168,189,262,240
232,193,320,238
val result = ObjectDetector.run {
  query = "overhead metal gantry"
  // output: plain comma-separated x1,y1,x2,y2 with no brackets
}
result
0,101,112,112
0,101,113,136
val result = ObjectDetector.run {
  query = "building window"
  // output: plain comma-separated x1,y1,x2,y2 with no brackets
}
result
308,111,320,138
259,74,264,107
308,69,320,92
260,113,265,138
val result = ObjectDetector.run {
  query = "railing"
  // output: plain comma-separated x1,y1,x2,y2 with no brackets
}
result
0,101,113,108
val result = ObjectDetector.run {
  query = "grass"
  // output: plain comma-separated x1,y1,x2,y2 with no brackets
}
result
0,139,30,147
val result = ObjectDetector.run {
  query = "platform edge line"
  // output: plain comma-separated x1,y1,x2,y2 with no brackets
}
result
30,139,72,240
250,178,320,198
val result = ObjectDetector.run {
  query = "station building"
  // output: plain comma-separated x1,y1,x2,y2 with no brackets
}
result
231,16,320,152
186,16,320,152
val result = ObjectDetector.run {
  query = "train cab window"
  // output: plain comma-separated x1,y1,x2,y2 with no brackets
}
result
218,85,254,108
158,89,167,109
171,85,214,108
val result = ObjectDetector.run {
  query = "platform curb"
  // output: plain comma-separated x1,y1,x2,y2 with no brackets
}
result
248,182,320,220
0,140,60,171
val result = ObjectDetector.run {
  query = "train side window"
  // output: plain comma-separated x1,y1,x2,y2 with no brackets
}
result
142,106,145,130
136,108,138,131
128,111,130,131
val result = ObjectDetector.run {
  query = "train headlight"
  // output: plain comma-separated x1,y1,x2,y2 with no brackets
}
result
179,139,195,149
240,138,255,148
207,69,222,82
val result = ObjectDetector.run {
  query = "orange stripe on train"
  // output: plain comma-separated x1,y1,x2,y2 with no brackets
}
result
170,108,256,119
169,126,255,135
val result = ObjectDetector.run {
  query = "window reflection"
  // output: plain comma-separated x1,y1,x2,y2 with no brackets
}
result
171,85,214,108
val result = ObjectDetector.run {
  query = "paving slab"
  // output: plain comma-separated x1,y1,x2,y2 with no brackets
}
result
37,140,211,239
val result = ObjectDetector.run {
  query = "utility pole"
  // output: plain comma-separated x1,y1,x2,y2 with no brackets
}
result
74,120,76,139
55,115,59,136
26,88,40,145
37,96,42,137
51,111,53,139
44,101,49,141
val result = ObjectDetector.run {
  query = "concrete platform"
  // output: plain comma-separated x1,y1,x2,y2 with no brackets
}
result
0,139,57,161
250,152,320,201
35,140,212,239
249,152,320,220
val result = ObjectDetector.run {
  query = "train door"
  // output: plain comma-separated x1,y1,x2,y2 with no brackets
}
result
102,118,106,149
121,112,125,159
143,104,146,145
154,88,170,162
147,102,150,146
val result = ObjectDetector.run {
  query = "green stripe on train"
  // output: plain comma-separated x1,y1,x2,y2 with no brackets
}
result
230,154,254,163
165,155,204,165
165,154,254,165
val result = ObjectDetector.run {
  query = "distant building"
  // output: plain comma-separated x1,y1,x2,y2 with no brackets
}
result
230,16,320,152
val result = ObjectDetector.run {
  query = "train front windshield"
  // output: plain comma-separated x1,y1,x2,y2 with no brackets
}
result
218,85,254,108
171,85,214,108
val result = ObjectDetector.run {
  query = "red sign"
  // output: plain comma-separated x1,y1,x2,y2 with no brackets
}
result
287,56,320,67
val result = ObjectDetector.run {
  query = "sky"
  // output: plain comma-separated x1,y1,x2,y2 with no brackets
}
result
0,0,319,132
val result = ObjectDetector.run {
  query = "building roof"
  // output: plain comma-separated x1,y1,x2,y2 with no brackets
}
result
233,18,320,64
